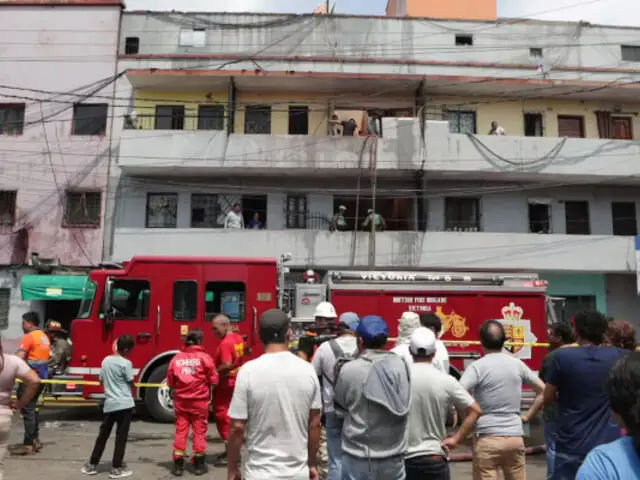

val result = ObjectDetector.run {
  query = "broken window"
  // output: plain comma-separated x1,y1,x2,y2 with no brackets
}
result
0,191,17,226
288,106,309,135
455,35,473,46
124,37,140,54
191,193,222,228
197,105,224,131
611,201,637,236
244,105,271,134
146,193,178,228
444,197,481,231
524,113,543,137
64,191,102,227
0,104,25,135
528,200,551,233
72,103,108,135
564,200,590,235
155,105,185,130
530,48,543,59
286,194,308,228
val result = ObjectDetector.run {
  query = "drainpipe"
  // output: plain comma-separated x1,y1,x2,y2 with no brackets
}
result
369,138,378,269
415,79,427,232
227,77,236,134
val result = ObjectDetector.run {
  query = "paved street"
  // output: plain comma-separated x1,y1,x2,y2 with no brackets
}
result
6,406,548,479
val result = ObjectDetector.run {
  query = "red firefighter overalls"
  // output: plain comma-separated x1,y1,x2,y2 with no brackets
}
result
212,332,245,441
167,345,218,459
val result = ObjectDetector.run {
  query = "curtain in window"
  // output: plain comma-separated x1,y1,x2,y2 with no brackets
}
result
595,111,613,139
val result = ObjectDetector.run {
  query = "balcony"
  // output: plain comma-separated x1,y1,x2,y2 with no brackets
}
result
118,118,640,183
111,229,635,273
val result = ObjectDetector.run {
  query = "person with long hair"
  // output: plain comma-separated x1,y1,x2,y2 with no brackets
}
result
0,338,41,476
577,351,640,478
604,320,637,351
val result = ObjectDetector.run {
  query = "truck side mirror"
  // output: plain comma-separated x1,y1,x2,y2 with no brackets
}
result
103,278,114,327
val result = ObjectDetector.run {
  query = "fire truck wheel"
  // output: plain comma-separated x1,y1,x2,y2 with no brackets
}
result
144,363,174,423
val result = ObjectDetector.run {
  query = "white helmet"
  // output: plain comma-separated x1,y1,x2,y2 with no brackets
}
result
314,301,337,318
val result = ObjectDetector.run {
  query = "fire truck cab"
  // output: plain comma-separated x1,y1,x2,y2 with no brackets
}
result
67,256,280,422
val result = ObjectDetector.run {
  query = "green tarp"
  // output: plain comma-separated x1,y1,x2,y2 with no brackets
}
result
21,275,90,301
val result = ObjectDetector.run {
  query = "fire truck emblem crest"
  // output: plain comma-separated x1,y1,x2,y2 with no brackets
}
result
498,302,536,359
435,306,469,338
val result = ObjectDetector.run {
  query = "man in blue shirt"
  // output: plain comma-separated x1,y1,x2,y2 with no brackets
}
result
544,310,625,480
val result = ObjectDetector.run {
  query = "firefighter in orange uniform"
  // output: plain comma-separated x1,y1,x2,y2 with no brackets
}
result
211,314,245,466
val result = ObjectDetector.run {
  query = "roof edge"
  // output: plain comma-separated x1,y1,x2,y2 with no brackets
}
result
0,0,124,7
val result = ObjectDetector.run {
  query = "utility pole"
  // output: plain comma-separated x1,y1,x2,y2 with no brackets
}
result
325,0,330,13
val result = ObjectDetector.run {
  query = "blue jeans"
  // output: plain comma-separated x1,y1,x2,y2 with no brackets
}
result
342,452,405,480
552,451,585,480
325,412,343,480
544,421,557,480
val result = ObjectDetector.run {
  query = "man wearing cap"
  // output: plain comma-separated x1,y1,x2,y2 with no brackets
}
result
46,320,73,377
331,206,348,232
405,327,482,480
311,312,359,480
334,315,411,480
420,313,450,375
227,308,322,480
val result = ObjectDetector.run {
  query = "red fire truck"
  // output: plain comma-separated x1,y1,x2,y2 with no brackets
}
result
64,256,557,422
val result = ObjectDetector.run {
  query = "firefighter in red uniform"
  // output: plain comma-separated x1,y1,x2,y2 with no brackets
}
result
167,329,218,477
211,313,245,466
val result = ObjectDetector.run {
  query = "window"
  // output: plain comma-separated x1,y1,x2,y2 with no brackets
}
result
63,191,101,227
611,201,637,236
104,279,150,320
0,191,17,226
179,28,206,47
564,200,590,234
191,193,221,228
72,103,108,136
146,193,178,228
241,194,268,228
612,117,633,140
530,47,543,59
197,105,224,131
551,295,596,323
455,34,473,46
444,197,481,231
173,281,197,321
558,115,585,138
444,111,476,134
155,105,185,130
528,200,551,233
204,282,245,322
286,194,308,228
288,106,309,135
621,45,640,62
124,37,139,54
0,288,9,331
78,279,96,319
0,104,25,135
244,105,271,134
524,113,543,137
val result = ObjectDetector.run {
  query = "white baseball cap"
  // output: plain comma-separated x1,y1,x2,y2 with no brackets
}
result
409,327,437,356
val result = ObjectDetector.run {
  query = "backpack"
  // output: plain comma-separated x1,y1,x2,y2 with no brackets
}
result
330,339,359,386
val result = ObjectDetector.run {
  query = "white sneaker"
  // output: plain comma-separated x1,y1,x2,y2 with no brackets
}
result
109,467,132,478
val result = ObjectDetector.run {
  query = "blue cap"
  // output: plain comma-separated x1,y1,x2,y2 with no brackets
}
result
357,315,388,342
338,312,359,331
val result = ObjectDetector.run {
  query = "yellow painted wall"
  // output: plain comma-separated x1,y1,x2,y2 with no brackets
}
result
428,97,640,138
234,92,329,136
133,90,228,130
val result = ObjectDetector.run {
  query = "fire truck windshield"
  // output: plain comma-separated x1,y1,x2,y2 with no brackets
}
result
78,279,97,319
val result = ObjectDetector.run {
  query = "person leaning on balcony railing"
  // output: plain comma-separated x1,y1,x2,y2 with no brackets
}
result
330,206,349,232
488,121,505,135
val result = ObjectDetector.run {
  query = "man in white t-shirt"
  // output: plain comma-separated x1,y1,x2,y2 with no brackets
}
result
419,313,450,375
312,312,359,480
227,308,322,480
224,203,244,229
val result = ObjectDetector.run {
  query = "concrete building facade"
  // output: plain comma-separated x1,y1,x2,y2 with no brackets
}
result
0,0,123,349
112,11,640,320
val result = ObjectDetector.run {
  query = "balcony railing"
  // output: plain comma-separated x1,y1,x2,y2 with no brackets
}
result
125,114,226,132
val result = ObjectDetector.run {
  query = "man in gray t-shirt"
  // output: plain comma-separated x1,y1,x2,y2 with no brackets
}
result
460,320,545,480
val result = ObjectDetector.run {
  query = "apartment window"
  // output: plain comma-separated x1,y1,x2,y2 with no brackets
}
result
63,191,101,227
72,103,108,136
173,280,197,321
286,194,308,228
558,115,585,138
444,197,481,231
124,37,139,54
564,200,590,235
244,105,271,134
524,113,543,137
0,191,17,226
528,200,551,233
621,45,640,62
444,111,476,134
611,201,637,236
288,106,309,135
146,193,178,228
155,105,185,130
455,34,473,46
612,117,633,140
197,105,224,131
530,47,543,59
0,288,9,331
191,193,221,228
179,28,206,47
0,104,25,135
